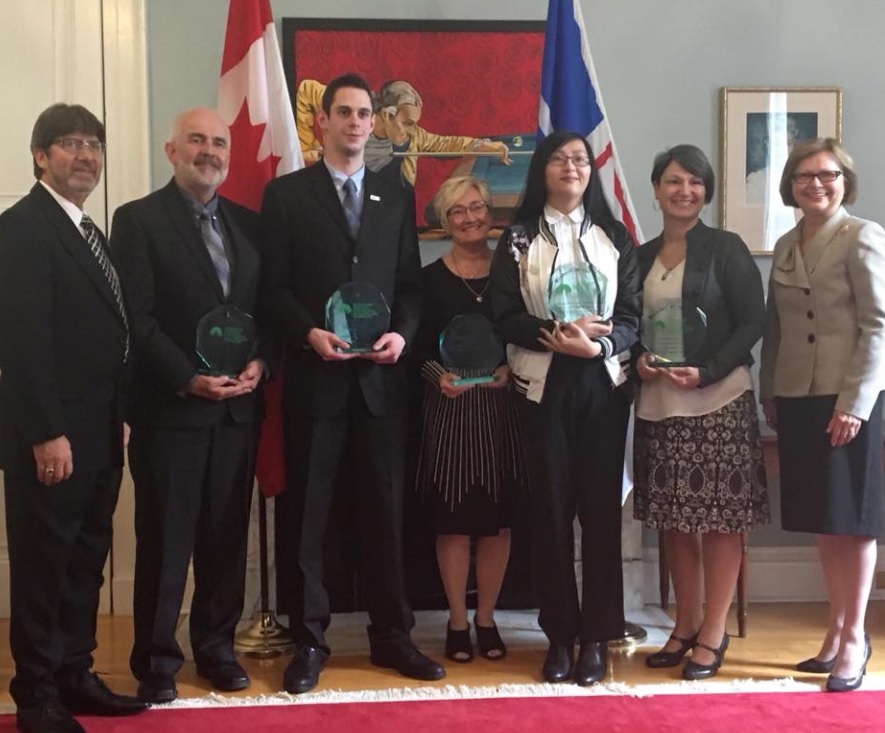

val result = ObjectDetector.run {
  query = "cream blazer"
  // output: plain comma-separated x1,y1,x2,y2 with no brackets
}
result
760,207,885,420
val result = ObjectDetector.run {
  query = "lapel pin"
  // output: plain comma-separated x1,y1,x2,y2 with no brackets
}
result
369,194,381,202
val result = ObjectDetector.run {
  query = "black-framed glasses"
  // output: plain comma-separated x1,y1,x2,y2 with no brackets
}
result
447,201,489,220
53,137,107,155
792,170,842,184
548,153,591,168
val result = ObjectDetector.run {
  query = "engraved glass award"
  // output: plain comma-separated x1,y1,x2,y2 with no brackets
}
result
324,281,391,353
438,313,503,386
195,306,257,376
546,261,608,322
641,299,707,367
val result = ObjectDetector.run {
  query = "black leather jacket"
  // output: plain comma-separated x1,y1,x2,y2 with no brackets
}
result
635,220,765,387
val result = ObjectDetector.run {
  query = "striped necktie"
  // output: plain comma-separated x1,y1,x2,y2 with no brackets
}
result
197,212,231,298
81,214,129,359
342,177,361,239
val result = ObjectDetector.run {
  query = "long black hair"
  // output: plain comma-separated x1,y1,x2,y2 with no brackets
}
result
515,130,621,241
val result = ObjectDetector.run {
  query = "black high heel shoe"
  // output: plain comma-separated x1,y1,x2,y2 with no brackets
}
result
795,656,836,674
646,633,698,669
474,619,507,661
445,624,474,663
826,634,871,693
682,633,729,681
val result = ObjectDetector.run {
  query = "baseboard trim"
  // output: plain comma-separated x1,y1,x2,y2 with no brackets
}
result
643,544,885,604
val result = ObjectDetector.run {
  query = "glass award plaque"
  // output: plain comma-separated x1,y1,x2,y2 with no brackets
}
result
324,281,391,353
546,262,608,322
439,314,503,386
641,299,707,367
195,306,257,376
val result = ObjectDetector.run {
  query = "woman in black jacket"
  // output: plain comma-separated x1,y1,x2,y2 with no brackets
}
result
489,130,640,686
633,144,770,680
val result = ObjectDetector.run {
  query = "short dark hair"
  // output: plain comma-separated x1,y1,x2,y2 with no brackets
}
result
650,144,715,203
321,73,373,116
30,103,105,179
515,130,624,243
779,137,857,207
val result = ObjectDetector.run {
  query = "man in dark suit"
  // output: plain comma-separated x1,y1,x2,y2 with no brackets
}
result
261,73,444,693
110,107,265,703
0,104,147,733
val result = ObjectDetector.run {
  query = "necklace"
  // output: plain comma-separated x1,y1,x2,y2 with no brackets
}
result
449,251,491,303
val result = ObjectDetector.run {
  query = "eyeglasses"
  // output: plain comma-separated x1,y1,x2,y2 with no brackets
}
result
548,153,591,168
53,137,107,155
447,201,489,220
792,170,843,184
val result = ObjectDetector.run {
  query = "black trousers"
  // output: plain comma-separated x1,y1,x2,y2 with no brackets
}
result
128,421,255,679
517,357,629,645
5,465,122,707
277,387,414,655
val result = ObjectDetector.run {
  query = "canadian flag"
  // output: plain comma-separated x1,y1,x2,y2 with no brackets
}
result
217,0,302,212
217,0,300,496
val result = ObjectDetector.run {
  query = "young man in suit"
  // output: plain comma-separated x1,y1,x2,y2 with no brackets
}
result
110,108,266,703
0,104,147,733
261,73,444,693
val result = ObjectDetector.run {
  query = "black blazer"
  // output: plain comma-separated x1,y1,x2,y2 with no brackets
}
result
260,163,422,418
110,179,264,428
0,183,128,473
636,220,765,387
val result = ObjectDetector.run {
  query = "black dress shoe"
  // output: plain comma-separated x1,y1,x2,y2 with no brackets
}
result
541,644,574,683
574,642,608,686
826,635,872,693
796,656,836,674
136,674,178,704
16,699,85,733
646,633,698,669
682,633,729,681
370,646,446,681
196,661,251,692
58,671,148,716
283,646,326,694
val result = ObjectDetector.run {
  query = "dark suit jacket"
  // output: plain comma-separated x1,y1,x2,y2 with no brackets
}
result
260,163,422,418
636,220,765,387
0,183,128,473
110,179,264,428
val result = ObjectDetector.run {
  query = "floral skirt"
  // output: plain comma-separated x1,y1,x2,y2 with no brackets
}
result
633,391,770,533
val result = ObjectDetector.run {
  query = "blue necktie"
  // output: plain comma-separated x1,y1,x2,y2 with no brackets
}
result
342,177,361,239
81,214,129,359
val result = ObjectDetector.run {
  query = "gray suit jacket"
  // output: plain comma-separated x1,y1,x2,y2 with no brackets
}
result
760,207,885,420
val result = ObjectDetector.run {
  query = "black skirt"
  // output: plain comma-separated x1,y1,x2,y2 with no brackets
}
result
777,393,884,536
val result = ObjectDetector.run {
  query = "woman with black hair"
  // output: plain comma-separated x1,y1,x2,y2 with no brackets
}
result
489,130,641,685
633,144,769,681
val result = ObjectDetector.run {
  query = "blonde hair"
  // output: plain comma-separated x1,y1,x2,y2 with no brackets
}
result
432,176,492,232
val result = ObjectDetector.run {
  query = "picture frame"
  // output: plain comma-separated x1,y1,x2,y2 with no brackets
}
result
281,18,545,232
719,86,842,253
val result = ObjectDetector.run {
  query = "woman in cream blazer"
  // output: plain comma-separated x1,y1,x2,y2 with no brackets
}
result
760,138,885,693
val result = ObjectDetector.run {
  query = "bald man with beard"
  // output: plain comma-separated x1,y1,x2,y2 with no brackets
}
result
110,108,268,703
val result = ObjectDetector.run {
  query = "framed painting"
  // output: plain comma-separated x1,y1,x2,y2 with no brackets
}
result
719,86,842,253
282,18,545,232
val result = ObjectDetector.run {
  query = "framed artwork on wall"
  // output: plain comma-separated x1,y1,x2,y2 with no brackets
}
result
720,86,842,253
281,18,545,233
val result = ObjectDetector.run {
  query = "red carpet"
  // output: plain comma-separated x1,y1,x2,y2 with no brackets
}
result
2,690,883,733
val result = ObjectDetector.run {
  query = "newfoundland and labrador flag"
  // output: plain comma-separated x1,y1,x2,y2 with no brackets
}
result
539,0,644,246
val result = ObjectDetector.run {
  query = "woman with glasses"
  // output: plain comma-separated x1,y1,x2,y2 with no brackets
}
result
489,131,640,685
415,176,526,663
761,138,885,693
632,145,769,681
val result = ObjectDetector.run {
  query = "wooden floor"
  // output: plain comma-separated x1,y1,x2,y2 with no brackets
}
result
1,602,884,702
